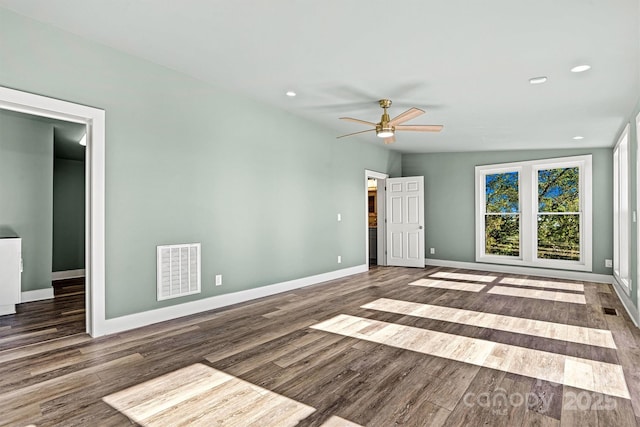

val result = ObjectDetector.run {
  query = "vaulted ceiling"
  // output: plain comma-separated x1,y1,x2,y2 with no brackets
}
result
1,0,638,153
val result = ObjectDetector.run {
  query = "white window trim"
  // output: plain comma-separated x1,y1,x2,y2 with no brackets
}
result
614,124,631,293
475,165,523,263
475,155,592,272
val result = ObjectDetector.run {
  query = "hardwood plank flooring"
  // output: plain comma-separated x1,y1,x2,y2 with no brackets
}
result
0,266,639,426
0,278,86,352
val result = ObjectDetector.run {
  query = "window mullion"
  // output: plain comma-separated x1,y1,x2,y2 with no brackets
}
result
520,165,533,263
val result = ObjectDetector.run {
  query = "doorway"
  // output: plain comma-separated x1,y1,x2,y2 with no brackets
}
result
0,109,87,342
0,86,106,337
365,170,388,269
51,119,88,333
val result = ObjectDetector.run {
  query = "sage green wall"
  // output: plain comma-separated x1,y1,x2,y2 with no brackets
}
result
0,9,401,318
402,148,613,275
52,157,85,272
0,112,53,292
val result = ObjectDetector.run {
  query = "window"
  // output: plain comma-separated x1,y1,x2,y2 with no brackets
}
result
484,170,520,257
476,155,592,271
536,166,580,261
613,125,630,291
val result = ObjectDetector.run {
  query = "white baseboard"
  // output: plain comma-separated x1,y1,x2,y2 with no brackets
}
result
99,264,368,336
52,269,85,281
610,280,640,328
21,288,54,303
425,258,614,284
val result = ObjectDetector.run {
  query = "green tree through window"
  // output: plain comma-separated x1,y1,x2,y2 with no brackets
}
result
485,172,519,256
537,167,580,260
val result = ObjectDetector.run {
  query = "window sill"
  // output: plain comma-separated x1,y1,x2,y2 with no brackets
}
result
476,256,592,273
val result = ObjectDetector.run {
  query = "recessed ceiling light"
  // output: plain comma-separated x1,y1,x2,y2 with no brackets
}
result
571,65,591,73
529,76,548,85
572,135,584,140
286,91,296,97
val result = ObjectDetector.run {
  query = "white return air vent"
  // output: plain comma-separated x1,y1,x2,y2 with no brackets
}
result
157,243,201,301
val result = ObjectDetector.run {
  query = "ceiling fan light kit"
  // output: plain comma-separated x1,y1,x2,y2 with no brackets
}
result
338,98,443,144
376,128,394,138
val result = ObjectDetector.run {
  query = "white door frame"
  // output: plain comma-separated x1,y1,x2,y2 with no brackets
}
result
365,169,388,268
0,86,105,337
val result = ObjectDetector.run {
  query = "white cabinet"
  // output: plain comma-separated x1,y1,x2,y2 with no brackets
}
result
0,230,21,316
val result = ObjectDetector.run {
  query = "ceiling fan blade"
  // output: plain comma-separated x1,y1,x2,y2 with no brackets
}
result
340,117,377,127
337,129,375,139
395,124,443,132
383,135,396,144
389,108,425,126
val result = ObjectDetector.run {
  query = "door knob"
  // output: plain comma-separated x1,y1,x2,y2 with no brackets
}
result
419,226,423,229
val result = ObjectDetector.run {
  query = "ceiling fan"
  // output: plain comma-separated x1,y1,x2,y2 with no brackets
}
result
337,99,443,144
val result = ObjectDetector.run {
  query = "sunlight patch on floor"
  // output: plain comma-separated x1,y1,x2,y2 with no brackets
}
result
429,271,497,282
361,298,616,348
103,363,316,426
320,415,363,426
499,277,584,292
409,278,486,292
488,286,586,304
311,314,629,400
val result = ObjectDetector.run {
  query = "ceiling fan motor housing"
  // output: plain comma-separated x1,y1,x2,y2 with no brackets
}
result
377,100,394,137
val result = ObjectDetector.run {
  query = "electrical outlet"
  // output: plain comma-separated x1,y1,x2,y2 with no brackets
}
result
337,255,342,264
215,274,223,286
605,259,612,268
430,248,435,255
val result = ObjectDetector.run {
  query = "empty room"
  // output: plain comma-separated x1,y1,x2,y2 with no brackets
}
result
0,1,639,426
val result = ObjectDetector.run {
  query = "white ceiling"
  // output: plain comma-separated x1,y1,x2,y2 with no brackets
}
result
1,0,638,153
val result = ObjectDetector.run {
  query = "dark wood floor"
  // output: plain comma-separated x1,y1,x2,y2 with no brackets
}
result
0,267,639,426
0,277,85,352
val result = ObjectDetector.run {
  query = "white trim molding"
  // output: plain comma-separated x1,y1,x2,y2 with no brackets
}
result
475,155,592,272
21,288,55,303
0,86,106,337
52,269,86,281
101,264,367,336
612,124,631,295
425,258,613,284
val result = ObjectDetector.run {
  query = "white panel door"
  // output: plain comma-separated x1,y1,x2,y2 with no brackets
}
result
386,176,425,267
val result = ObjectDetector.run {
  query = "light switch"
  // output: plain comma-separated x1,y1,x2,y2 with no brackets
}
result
337,213,341,222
